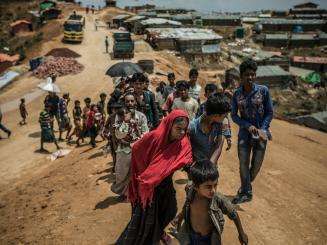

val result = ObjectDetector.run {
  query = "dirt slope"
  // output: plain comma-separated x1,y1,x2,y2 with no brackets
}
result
0,9,326,245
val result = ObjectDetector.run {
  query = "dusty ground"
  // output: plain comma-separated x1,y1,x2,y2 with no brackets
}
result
0,7,327,245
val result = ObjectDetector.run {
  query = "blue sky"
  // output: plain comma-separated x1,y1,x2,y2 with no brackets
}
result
79,0,327,12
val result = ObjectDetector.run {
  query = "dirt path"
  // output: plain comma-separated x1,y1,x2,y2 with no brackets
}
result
0,9,327,245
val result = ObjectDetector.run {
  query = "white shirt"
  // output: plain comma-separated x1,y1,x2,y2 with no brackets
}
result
188,83,202,101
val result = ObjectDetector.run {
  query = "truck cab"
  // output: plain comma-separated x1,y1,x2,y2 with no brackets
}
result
63,14,85,43
113,31,134,59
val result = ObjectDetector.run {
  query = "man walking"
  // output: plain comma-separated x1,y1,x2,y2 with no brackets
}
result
105,36,109,53
231,59,273,204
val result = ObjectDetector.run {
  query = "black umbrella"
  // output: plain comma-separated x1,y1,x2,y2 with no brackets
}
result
106,62,143,77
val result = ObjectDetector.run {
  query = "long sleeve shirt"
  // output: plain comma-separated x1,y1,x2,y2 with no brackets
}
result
231,83,273,142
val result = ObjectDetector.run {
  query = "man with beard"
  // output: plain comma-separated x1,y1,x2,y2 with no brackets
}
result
111,92,148,200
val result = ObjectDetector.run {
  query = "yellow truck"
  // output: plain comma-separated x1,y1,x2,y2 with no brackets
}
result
63,14,85,43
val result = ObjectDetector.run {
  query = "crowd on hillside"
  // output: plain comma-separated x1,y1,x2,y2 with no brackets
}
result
0,58,273,244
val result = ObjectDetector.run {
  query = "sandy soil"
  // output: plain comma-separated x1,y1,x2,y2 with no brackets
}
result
0,8,327,245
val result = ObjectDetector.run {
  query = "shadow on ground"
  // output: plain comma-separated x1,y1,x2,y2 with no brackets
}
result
94,196,122,209
29,131,41,138
88,151,104,159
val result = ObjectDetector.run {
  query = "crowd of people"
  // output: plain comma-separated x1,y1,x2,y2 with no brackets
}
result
13,58,273,244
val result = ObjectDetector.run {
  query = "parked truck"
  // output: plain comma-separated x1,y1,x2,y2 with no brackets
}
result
63,14,85,43
113,31,134,59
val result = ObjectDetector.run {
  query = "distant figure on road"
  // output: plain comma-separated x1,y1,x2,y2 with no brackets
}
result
19,98,28,126
0,107,11,139
231,59,273,204
105,36,109,53
86,6,89,14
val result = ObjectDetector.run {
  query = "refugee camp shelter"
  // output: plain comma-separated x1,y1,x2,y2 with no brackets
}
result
319,32,327,45
242,17,259,24
255,18,327,33
138,11,157,18
264,34,289,47
145,28,222,53
291,56,327,72
294,2,319,9
254,51,290,71
0,54,19,74
124,15,147,33
256,65,293,87
153,7,192,15
171,14,194,26
137,18,182,34
290,33,317,47
272,10,289,17
112,14,131,28
200,15,242,26
10,20,33,35
124,4,156,13
290,2,326,15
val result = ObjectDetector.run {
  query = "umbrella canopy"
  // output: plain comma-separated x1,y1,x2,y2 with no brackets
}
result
38,78,61,93
106,62,143,77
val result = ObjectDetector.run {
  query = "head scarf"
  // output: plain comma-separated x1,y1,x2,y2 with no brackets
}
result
128,109,192,208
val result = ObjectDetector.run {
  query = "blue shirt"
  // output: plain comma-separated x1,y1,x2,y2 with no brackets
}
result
196,102,231,138
189,117,222,162
231,83,273,142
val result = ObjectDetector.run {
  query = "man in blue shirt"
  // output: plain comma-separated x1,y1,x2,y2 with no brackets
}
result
231,59,273,204
189,93,231,165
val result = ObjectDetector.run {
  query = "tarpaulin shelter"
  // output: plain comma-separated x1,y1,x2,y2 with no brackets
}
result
40,0,56,11
302,71,321,84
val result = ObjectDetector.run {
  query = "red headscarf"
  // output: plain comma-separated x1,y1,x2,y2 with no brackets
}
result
128,109,193,208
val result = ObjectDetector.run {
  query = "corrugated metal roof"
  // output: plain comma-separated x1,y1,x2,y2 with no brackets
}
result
124,15,146,22
242,17,259,23
289,66,314,77
138,11,157,17
265,34,289,40
172,14,193,20
113,14,130,20
291,34,316,40
141,18,182,26
259,18,326,25
319,32,327,39
157,14,172,18
292,56,327,64
201,15,241,20
146,28,222,40
256,65,291,77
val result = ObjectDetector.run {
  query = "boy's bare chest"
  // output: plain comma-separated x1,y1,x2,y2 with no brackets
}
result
190,200,214,236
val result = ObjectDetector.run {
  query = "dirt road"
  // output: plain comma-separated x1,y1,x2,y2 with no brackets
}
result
0,9,327,245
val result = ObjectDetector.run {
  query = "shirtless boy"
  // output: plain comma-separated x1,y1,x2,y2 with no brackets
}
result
176,160,248,245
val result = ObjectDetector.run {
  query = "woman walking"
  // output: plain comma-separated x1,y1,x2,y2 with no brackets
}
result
117,109,192,245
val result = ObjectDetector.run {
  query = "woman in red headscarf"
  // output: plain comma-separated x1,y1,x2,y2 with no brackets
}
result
117,109,193,245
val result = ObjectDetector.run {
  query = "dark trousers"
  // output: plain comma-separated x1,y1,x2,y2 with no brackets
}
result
238,138,267,195
89,126,97,147
0,123,11,134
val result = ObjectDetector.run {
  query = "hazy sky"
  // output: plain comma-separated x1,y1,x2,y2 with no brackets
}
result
79,0,327,12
